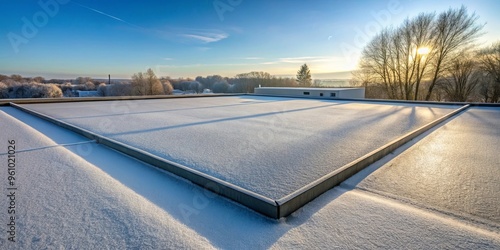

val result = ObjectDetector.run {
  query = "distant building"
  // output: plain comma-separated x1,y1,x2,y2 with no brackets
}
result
172,89,184,95
254,87,365,99
76,90,99,97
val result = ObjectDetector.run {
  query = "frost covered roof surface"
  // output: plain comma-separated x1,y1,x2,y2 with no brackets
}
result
348,107,500,225
0,96,499,249
19,96,459,199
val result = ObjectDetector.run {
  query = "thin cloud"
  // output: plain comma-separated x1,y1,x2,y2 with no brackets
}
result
163,58,174,61
259,56,337,65
279,56,331,63
260,61,278,65
155,62,255,68
137,26,229,45
73,2,143,29
243,57,263,60
181,32,228,43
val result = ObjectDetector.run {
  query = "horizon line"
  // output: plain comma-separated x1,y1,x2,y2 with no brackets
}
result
0,70,354,81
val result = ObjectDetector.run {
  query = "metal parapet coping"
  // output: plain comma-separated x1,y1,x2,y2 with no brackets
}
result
248,93,500,107
9,100,471,219
0,94,239,106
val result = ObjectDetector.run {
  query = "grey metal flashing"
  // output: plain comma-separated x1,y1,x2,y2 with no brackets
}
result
276,104,470,217
468,103,500,107
9,102,279,218
248,93,471,106
8,99,472,219
0,94,240,106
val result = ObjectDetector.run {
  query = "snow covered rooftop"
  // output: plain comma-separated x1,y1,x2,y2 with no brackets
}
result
0,95,498,248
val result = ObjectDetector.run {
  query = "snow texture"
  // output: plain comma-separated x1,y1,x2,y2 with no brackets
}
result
1,107,213,249
344,107,500,227
1,105,499,249
21,96,459,199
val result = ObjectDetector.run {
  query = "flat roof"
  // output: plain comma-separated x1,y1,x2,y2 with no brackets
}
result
346,107,500,225
1,95,498,248
17,96,459,199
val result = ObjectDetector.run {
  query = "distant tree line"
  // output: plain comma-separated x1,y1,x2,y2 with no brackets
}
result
0,64,315,99
93,66,311,98
353,6,500,103
195,71,303,93
0,74,102,99
97,69,174,97
0,80,62,98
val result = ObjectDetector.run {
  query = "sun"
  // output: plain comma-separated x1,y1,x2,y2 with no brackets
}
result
417,47,431,55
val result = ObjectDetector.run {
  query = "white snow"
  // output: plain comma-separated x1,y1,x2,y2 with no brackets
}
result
20,96,459,199
0,104,499,249
1,107,213,249
343,107,500,226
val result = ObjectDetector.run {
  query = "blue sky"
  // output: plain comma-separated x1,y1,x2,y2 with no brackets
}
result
1,0,499,79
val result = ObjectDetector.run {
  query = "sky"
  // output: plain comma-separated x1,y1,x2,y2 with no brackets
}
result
1,0,499,79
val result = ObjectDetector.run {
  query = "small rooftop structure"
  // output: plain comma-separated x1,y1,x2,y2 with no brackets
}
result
76,90,99,97
254,87,365,99
172,89,185,95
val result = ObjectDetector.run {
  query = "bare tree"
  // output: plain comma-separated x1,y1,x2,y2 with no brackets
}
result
75,77,92,85
409,14,435,100
0,82,8,98
131,72,146,95
162,80,174,95
478,41,500,102
107,83,133,96
236,71,272,93
359,13,435,100
195,75,225,90
213,81,230,93
97,83,107,96
359,30,395,98
10,74,24,82
131,69,164,95
356,6,484,101
41,84,63,98
189,81,203,93
59,82,73,93
424,6,484,100
5,82,62,98
439,56,480,102
32,76,45,83
146,68,164,95
84,81,96,90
